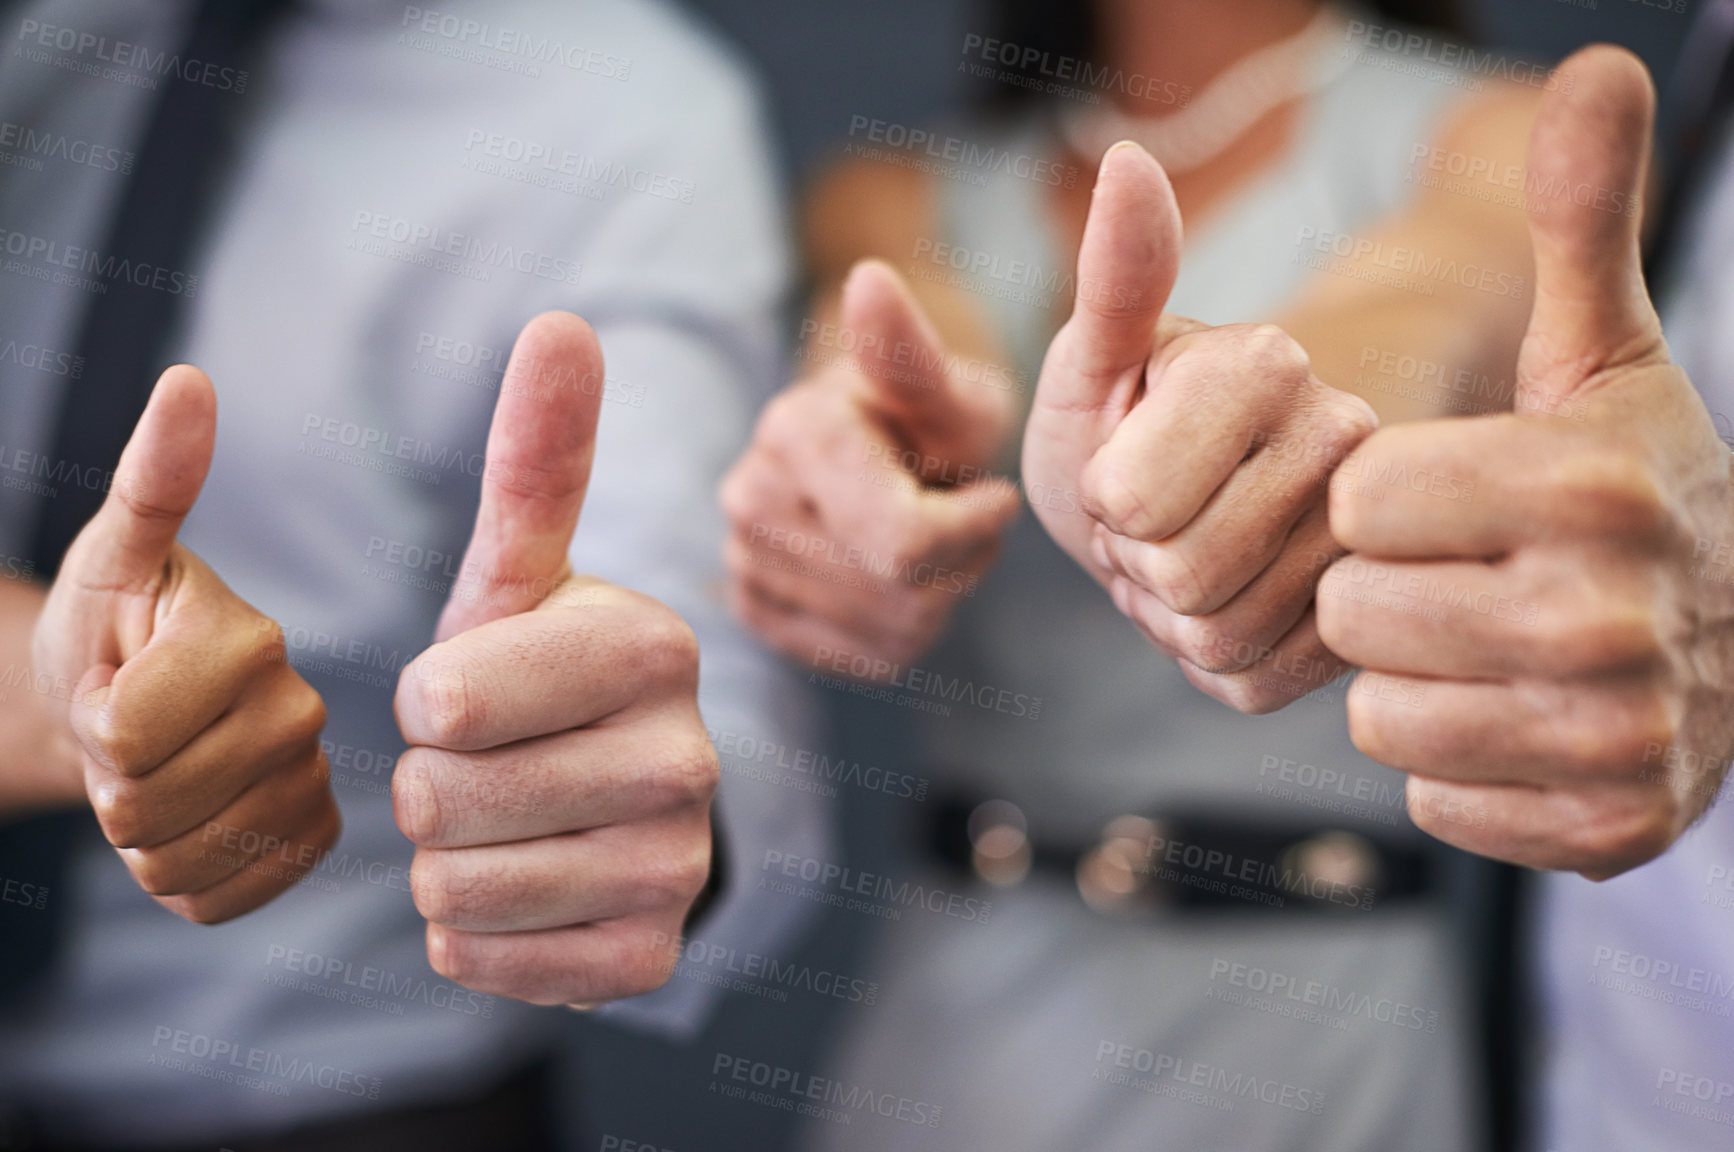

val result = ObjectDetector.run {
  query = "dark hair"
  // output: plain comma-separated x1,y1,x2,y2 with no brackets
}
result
976,0,1470,109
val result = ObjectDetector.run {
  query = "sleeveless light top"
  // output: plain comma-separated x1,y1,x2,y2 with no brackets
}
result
909,28,1465,842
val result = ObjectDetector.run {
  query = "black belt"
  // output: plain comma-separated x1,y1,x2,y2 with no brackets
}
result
926,795,1436,916
0,1059,557,1152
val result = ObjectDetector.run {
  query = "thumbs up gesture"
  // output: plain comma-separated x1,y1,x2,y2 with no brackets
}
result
392,313,718,1006
721,261,1021,674
1023,143,1378,713
32,367,338,922
1318,47,1734,878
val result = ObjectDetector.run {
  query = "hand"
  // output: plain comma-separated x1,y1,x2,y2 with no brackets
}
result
720,260,1020,676
32,367,338,922
393,312,718,1005
1022,143,1378,713
1317,47,1734,878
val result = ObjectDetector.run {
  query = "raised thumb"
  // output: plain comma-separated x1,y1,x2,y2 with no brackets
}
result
1044,141,1183,413
1518,44,1665,403
435,311,604,641
61,364,214,593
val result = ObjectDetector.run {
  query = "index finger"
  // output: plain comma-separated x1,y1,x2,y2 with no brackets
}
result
69,559,274,776
1328,415,1598,559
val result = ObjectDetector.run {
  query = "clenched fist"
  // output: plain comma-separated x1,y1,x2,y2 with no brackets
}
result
33,366,338,923
393,312,719,1006
1319,47,1734,878
720,261,1021,675
1023,142,1378,713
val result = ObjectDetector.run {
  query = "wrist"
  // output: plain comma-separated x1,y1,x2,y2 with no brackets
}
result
0,700,87,819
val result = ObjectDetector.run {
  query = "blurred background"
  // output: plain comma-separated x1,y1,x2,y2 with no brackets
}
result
564,1,1701,1149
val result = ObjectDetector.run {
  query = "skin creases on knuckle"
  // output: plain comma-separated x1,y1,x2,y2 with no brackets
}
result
275,673,328,750
1229,323,1310,385
651,733,720,812
410,851,480,925
641,840,711,911
637,600,701,690
393,753,447,846
427,925,486,989
1309,389,1379,459
415,649,489,748
1172,614,1240,672
88,705,151,777
1143,544,1214,618
87,779,138,846
1082,460,1160,541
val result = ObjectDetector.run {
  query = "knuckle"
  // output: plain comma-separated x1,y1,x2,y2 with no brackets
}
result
1554,710,1665,779
1235,323,1311,382
641,841,713,911
638,600,701,689
1565,798,1675,872
1555,451,1668,539
1083,464,1159,541
1145,546,1214,618
718,460,772,529
1197,668,1284,716
1344,691,1394,764
1171,615,1247,673
1326,465,1370,549
1311,391,1379,457
423,922,471,985
280,677,328,750
1540,601,1659,673
127,849,186,897
716,475,751,529
616,930,680,998
175,894,236,926
649,735,720,812
90,780,149,849
88,713,149,778
427,926,488,990
415,652,490,749
248,618,288,666
410,852,478,925
392,750,449,846
755,391,816,461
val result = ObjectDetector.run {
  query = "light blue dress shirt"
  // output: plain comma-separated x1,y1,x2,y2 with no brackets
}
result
0,0,829,1143
1536,137,1734,1152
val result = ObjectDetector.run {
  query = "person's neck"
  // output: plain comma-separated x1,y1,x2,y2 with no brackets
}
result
1096,0,1328,115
